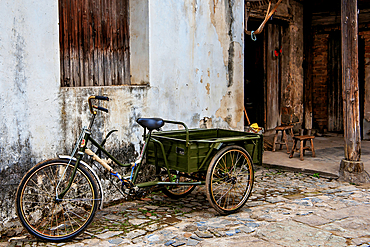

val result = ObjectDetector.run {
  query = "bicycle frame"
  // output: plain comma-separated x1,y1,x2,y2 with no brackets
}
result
57,119,203,200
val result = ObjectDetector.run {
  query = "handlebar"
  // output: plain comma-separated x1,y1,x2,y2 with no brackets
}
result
94,96,109,101
88,96,109,115
93,105,108,113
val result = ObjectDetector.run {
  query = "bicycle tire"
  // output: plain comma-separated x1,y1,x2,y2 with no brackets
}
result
16,159,99,242
161,171,196,199
206,145,254,214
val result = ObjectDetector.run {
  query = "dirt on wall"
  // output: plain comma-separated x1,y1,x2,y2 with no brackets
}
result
210,0,244,129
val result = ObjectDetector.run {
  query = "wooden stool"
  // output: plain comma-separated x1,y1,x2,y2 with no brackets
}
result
289,130,315,161
272,125,294,153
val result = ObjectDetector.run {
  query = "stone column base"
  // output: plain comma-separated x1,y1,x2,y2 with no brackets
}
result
339,159,370,185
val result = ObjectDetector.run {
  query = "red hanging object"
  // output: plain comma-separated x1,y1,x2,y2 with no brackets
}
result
274,46,283,57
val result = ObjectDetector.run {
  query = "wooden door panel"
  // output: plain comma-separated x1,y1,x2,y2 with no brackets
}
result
266,23,281,130
59,0,130,87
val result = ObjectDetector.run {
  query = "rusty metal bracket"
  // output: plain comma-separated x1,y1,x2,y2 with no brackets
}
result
245,0,283,37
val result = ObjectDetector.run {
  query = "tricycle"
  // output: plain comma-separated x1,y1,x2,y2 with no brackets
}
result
15,96,263,242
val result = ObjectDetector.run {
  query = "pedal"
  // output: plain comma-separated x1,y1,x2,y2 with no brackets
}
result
121,179,140,196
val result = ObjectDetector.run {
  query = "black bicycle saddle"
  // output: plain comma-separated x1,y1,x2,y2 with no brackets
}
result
137,118,164,131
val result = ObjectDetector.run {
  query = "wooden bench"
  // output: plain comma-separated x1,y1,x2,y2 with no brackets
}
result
272,125,294,153
289,130,315,161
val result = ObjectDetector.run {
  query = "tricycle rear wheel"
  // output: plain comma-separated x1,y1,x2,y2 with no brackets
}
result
206,145,254,214
161,170,197,199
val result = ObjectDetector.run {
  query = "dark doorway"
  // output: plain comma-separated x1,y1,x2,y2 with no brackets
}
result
244,21,283,130
244,21,265,127
327,31,365,137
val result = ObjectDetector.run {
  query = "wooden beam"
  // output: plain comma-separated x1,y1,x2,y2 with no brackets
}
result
303,1,313,129
312,9,370,26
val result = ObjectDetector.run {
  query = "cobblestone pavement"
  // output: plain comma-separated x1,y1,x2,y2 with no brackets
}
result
2,166,370,247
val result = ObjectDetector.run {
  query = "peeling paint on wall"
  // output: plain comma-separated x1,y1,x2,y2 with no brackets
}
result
216,89,244,128
208,0,244,130
199,116,213,128
60,86,148,153
209,0,231,69
216,42,244,129
206,83,211,94
227,42,235,88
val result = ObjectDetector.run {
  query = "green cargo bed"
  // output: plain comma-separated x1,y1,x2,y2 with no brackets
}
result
146,128,263,173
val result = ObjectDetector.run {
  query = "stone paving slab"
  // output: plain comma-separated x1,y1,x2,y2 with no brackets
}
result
318,216,370,239
95,231,123,239
2,166,370,247
293,214,333,226
199,235,281,247
257,220,348,247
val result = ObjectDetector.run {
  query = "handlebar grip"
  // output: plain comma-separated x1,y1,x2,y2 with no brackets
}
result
95,96,109,101
93,105,108,113
88,95,109,114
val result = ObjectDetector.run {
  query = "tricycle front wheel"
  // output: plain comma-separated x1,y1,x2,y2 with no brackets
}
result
206,145,254,215
16,159,99,242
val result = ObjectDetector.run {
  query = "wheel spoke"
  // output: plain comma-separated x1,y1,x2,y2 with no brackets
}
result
48,203,57,235
29,179,54,197
21,201,52,205
220,156,229,173
62,205,81,231
46,166,59,189
61,204,76,233
216,184,234,205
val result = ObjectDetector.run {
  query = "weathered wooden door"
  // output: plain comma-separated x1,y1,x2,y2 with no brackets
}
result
328,32,343,132
59,0,130,87
266,23,282,130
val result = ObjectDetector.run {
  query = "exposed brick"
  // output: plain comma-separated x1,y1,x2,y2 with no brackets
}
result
312,33,329,131
311,28,370,132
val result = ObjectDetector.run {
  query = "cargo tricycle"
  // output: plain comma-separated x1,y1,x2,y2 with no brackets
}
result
15,96,263,242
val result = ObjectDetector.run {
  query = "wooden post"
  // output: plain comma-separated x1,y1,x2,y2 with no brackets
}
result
303,1,313,130
340,0,370,184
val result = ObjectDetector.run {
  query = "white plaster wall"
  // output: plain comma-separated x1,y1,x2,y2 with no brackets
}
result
148,0,244,130
130,0,149,85
0,0,61,169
